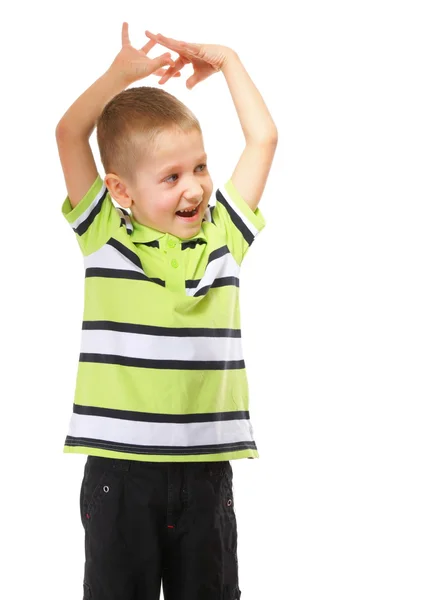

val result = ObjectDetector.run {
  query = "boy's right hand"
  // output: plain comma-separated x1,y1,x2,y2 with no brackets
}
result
144,31,233,89
108,22,181,86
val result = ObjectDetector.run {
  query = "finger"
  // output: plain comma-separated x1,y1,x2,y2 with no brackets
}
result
152,52,176,74
154,70,182,78
186,70,208,90
166,55,187,72
145,30,185,53
180,42,201,54
144,31,196,67
157,55,186,84
186,73,199,90
153,53,186,79
153,67,181,77
141,39,157,54
158,67,178,85
122,22,131,46
154,32,185,46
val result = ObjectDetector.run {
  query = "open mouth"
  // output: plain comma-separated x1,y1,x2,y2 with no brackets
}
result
175,206,200,221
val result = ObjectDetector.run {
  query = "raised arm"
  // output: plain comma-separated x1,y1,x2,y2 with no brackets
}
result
143,32,278,213
55,22,177,209
55,70,126,209
220,50,278,212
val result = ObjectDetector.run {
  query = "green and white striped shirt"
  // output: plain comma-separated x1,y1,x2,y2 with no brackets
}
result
61,174,266,462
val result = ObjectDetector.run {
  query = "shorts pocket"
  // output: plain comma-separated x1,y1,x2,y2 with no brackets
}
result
79,474,86,528
81,460,112,529
223,464,236,519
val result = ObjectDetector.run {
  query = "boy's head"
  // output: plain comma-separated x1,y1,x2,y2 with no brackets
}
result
96,86,213,240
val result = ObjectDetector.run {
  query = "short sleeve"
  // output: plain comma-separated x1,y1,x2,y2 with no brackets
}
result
211,178,266,265
61,175,122,256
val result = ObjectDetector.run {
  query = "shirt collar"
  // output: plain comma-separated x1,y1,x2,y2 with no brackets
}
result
129,214,208,245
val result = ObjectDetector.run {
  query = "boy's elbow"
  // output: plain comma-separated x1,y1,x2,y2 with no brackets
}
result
255,129,278,146
267,128,278,145
56,119,79,140
55,120,69,141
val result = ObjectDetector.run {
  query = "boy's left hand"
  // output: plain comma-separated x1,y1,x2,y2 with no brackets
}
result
145,31,233,89
108,23,182,86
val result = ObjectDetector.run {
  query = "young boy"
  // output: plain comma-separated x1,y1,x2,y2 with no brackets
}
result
56,23,277,600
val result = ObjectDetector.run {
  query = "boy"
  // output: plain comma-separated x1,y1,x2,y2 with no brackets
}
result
56,23,277,600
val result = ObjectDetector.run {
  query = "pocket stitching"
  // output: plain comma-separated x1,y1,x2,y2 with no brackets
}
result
83,469,110,526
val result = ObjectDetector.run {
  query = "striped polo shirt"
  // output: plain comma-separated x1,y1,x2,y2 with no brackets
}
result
61,174,266,462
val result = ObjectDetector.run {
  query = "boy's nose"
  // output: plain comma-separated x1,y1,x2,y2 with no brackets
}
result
182,185,203,203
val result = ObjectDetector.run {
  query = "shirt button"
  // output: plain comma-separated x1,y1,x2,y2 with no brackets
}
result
168,239,176,248
171,259,179,268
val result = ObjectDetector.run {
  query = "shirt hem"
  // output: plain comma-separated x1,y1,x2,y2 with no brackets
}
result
63,445,259,462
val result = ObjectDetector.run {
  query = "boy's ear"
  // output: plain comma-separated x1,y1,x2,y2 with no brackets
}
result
104,174,133,209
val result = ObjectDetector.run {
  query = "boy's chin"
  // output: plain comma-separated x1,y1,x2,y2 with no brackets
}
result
174,217,202,234
177,228,201,240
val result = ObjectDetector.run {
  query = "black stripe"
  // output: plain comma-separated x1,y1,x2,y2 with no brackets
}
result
182,244,236,294
85,268,165,286
86,238,164,285
81,321,241,337
216,189,255,246
139,239,160,248
84,269,237,294
79,354,245,370
209,244,230,262
74,186,108,236
116,207,132,235
107,238,143,269
181,239,207,250
85,239,237,293
65,436,257,456
186,275,239,290
192,276,240,297
73,403,250,423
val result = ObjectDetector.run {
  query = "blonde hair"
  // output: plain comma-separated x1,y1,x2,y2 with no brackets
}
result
96,86,202,185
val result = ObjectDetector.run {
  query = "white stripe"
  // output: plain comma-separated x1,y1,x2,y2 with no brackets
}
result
81,329,243,361
186,250,240,296
70,182,107,230
84,244,145,274
218,186,261,238
203,206,213,222
120,211,133,232
83,239,240,296
68,412,254,447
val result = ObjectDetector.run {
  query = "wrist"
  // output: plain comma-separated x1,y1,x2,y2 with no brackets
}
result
221,48,240,72
104,65,132,90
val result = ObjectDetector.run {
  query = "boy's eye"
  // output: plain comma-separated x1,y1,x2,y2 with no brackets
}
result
165,163,207,183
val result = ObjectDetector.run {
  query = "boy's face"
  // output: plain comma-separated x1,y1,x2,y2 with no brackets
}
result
107,126,213,240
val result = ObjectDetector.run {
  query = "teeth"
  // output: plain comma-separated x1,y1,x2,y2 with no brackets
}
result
176,206,198,217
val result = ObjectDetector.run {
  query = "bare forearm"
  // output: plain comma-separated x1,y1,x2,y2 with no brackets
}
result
221,51,278,144
55,69,126,139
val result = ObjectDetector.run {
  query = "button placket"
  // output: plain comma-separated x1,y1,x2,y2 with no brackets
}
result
163,235,184,292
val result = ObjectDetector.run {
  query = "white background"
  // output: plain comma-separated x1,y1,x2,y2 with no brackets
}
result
1,1,425,598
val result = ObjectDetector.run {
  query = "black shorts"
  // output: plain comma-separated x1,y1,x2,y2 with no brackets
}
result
80,456,242,600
